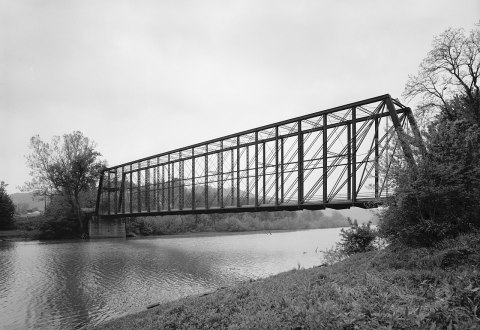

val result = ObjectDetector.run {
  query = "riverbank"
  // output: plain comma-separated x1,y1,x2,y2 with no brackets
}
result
95,231,480,329
1,208,358,241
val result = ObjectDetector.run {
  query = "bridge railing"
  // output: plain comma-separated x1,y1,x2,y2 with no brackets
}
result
96,94,422,217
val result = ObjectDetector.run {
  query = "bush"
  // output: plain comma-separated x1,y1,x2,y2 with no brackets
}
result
338,219,378,255
34,194,83,239
37,215,81,239
323,219,380,265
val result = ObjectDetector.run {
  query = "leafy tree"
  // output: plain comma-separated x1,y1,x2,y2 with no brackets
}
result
23,131,106,236
0,181,15,229
404,23,480,122
380,24,480,246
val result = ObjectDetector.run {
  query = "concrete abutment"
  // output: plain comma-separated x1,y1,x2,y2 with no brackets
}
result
88,216,126,238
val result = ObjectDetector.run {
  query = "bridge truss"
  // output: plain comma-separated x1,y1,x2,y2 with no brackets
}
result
96,94,422,218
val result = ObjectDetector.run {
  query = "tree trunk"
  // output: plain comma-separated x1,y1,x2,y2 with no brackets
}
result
72,193,87,238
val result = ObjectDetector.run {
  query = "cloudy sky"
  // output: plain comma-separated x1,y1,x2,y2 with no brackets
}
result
1,0,479,194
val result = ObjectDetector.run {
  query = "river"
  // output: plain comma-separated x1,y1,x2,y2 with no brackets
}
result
0,227,343,329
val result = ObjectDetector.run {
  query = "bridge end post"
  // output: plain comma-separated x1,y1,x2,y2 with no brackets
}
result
385,96,419,177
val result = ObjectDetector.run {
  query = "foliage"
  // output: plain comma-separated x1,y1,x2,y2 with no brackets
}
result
0,181,15,229
338,219,378,255
28,194,84,239
23,131,105,236
380,24,480,246
404,23,480,122
37,215,81,240
97,232,480,330
13,215,43,233
323,218,380,264
380,108,480,245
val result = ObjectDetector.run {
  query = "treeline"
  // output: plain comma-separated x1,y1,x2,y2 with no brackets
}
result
126,210,350,236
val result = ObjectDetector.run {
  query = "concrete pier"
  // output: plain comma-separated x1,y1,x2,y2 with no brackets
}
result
88,216,126,238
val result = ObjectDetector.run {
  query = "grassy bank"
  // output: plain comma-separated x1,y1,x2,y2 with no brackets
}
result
95,232,480,329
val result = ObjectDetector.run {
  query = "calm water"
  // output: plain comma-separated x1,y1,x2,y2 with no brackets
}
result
0,228,342,329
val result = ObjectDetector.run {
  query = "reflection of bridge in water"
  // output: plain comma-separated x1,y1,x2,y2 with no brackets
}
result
94,94,423,226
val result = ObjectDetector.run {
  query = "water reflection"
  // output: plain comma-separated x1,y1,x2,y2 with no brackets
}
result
0,228,342,329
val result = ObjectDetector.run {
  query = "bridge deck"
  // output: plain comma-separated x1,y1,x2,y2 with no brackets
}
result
98,198,384,218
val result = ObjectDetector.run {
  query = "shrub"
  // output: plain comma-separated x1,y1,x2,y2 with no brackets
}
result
323,219,380,264
338,219,378,255
38,215,81,239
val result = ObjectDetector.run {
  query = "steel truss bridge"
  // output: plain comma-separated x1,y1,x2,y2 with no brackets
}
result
95,94,423,218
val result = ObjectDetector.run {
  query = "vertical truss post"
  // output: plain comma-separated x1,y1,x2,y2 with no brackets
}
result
146,160,150,213
255,131,259,207
153,161,157,211
137,168,141,212
156,158,160,211
107,171,111,215
374,117,379,198
171,162,175,210
236,136,241,207
167,156,171,211
352,107,357,202
218,142,223,208
275,126,279,206
192,148,195,210
161,165,165,211
205,145,209,209
95,171,104,215
298,120,304,204
246,145,250,205
231,148,234,206
347,125,351,201
262,141,266,204
129,164,133,213
114,170,118,215
385,97,418,176
385,116,390,197
179,153,184,211
281,137,284,203
323,114,328,204
118,171,126,213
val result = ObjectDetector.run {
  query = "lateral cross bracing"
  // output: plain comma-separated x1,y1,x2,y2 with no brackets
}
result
96,94,422,218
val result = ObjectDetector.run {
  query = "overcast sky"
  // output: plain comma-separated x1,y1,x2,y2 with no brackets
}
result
1,0,479,194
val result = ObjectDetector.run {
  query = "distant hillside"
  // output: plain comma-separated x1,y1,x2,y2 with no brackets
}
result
10,192,45,211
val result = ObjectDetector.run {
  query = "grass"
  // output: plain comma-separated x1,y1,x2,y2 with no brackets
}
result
94,232,480,329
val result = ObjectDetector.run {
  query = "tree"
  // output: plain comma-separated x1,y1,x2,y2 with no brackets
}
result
404,23,480,123
0,181,15,229
23,131,106,236
380,24,480,246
